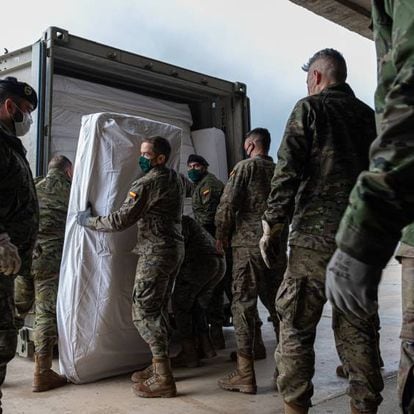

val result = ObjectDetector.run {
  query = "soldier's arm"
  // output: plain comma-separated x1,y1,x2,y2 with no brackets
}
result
179,173,195,197
264,100,312,227
335,3,414,266
87,182,149,232
0,146,10,235
214,165,246,242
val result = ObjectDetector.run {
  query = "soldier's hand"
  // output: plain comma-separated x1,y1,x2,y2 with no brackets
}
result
77,202,93,227
326,248,383,319
0,233,22,276
259,221,284,269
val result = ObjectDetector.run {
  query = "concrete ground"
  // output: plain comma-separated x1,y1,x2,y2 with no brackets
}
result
4,261,402,414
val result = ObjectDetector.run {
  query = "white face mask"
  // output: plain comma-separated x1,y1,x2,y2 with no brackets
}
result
12,102,33,137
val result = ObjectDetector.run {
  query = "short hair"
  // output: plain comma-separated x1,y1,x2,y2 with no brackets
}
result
144,136,171,161
246,128,271,153
48,155,72,172
302,48,347,83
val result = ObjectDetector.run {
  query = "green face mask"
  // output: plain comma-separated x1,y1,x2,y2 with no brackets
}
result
139,156,153,174
188,168,203,183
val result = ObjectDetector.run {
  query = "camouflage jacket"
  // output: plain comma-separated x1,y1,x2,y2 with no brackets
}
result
215,155,275,247
0,125,38,276
88,166,184,255
336,2,414,265
192,172,224,234
264,83,376,253
32,168,71,274
182,215,220,257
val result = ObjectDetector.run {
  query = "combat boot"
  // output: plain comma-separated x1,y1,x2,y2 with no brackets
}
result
171,339,200,368
33,353,67,392
210,324,226,350
284,401,309,414
132,358,177,398
218,352,257,394
198,333,217,359
131,364,153,383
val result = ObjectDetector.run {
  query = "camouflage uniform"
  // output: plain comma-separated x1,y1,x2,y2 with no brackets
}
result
172,215,225,339
333,3,414,411
192,172,224,236
84,166,184,358
264,83,382,410
191,172,228,333
31,169,70,354
215,155,287,355
0,126,38,404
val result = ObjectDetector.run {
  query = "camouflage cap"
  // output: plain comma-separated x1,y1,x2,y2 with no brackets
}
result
0,76,37,110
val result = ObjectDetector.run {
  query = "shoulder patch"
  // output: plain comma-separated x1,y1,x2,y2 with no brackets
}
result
202,189,210,196
229,170,236,177
129,191,137,199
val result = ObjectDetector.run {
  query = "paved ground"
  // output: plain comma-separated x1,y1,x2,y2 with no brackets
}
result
4,261,402,413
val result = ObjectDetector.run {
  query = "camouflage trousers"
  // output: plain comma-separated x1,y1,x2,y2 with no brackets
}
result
275,246,383,411
15,270,60,355
0,276,18,412
132,251,184,358
399,256,414,413
231,246,286,354
172,254,225,339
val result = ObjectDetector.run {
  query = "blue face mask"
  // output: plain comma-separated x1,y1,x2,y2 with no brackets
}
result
188,168,204,183
139,156,153,174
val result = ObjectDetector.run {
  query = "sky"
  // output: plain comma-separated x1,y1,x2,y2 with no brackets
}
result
1,0,377,157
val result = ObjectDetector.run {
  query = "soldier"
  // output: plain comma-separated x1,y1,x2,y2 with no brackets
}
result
260,49,379,414
215,127,287,394
187,154,228,350
171,215,225,368
17,155,72,392
326,3,414,413
77,136,184,398
0,77,38,413
187,154,223,236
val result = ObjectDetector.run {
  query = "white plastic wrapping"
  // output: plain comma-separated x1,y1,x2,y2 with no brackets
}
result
191,128,228,183
57,112,182,384
51,75,195,173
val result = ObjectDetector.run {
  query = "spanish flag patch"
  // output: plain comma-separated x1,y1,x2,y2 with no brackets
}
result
202,189,210,196
129,191,137,199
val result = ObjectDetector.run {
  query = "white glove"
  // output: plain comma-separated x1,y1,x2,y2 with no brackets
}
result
326,248,382,319
0,233,22,276
76,202,93,227
259,220,284,269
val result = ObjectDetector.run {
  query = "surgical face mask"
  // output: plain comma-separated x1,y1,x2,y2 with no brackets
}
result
188,168,204,183
139,155,153,174
11,102,33,137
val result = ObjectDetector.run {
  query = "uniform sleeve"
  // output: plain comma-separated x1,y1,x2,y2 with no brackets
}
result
214,165,246,241
179,173,195,197
336,2,414,266
88,182,149,232
0,145,10,234
263,100,312,227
